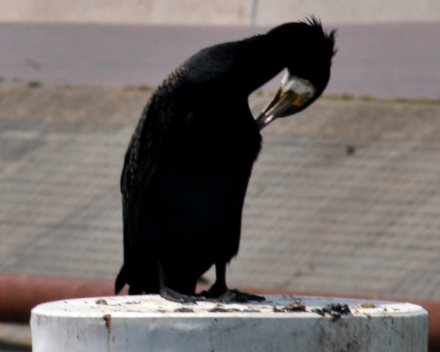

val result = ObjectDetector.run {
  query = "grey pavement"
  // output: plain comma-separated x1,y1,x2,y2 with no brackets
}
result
1,84,440,303
1,22,440,98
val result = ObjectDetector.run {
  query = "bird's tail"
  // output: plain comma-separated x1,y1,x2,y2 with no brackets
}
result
114,265,126,294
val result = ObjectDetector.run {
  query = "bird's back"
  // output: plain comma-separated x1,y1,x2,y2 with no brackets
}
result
118,52,261,294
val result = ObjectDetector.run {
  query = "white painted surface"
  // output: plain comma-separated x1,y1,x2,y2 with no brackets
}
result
1,0,440,25
31,295,428,352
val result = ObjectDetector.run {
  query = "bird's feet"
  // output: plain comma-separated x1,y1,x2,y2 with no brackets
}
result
201,284,265,303
218,289,265,303
160,287,206,303
159,281,265,304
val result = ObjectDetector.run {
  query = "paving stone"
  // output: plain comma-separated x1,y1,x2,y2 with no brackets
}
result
1,87,440,301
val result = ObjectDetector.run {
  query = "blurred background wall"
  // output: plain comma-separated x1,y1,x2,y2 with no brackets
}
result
1,0,440,25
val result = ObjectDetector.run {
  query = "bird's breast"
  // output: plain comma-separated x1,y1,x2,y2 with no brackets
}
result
147,107,261,219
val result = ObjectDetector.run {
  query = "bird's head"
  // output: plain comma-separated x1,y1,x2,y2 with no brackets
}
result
256,17,336,130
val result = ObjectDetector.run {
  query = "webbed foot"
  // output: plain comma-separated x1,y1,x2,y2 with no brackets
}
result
201,286,265,303
160,287,206,303
218,289,265,303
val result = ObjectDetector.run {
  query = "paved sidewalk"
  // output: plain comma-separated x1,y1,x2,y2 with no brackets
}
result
1,84,440,301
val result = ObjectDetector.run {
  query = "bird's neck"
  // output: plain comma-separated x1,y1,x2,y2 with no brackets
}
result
182,35,287,100
227,36,287,96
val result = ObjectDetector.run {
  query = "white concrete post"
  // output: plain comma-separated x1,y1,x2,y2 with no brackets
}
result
31,295,428,352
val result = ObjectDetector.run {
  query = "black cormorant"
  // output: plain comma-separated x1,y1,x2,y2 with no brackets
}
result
115,17,336,302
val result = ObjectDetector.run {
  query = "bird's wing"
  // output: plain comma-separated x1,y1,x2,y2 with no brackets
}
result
121,70,181,258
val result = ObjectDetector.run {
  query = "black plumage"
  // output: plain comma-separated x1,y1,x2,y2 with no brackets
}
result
115,18,336,302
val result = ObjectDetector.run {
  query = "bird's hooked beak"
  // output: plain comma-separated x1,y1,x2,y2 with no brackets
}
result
255,71,316,131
